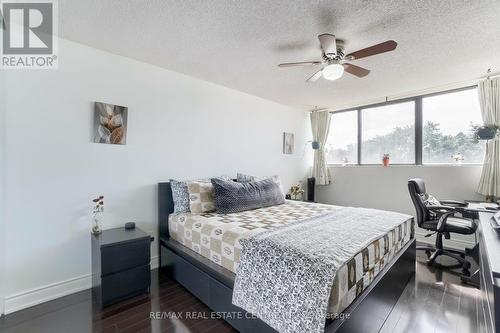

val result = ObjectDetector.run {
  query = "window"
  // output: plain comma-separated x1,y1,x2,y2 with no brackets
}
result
422,89,485,164
361,102,415,164
325,86,485,166
325,111,357,164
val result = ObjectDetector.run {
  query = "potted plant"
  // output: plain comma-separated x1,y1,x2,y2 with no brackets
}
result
451,153,464,165
382,154,390,167
471,124,499,143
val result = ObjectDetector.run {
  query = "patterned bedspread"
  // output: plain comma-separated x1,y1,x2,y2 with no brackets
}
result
168,200,414,316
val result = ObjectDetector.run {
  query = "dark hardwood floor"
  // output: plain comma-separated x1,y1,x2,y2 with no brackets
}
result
0,251,481,333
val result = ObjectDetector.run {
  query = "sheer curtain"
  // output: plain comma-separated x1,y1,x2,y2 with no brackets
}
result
477,78,500,198
310,111,332,185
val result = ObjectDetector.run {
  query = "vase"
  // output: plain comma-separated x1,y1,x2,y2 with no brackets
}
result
92,213,103,234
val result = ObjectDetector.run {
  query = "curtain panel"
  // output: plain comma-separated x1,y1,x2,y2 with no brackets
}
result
477,78,500,198
310,111,332,185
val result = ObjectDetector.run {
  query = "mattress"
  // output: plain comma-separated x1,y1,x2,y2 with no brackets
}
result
168,200,414,315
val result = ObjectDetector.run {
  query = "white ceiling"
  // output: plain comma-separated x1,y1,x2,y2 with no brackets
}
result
59,0,500,110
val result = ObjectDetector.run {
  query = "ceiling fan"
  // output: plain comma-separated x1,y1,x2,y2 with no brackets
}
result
278,34,397,82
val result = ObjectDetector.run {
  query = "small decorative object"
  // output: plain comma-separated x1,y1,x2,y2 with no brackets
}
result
341,157,349,166
290,184,305,200
311,141,320,150
471,124,499,143
125,222,136,230
382,154,390,167
91,196,104,234
283,132,295,154
94,102,128,144
451,153,464,165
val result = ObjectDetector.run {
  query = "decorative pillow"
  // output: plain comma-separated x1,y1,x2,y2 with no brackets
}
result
236,173,255,183
170,176,231,213
423,194,441,219
170,179,191,213
211,178,286,214
424,194,440,206
236,173,284,194
187,181,216,214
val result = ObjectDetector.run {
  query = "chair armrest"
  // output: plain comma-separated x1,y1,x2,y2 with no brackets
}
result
437,211,455,232
427,205,458,214
439,199,467,207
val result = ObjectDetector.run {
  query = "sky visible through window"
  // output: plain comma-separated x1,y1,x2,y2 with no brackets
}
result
423,88,485,163
326,111,357,164
361,102,415,164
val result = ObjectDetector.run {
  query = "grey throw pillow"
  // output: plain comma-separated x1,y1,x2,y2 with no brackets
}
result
236,173,284,195
211,178,286,214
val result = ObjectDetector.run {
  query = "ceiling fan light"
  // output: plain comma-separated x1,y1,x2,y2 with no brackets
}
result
322,64,344,80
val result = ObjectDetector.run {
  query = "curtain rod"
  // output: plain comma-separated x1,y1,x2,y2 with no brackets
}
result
309,70,500,113
309,71,499,114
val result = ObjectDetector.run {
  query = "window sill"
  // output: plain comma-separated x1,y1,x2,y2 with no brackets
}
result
327,163,483,168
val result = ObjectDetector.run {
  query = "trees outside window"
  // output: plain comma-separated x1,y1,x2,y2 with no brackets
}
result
326,87,485,165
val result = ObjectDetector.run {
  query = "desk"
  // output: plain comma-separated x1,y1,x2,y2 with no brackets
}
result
477,211,500,333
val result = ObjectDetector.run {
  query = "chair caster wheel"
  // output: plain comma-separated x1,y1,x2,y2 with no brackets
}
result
426,260,435,266
462,261,471,270
462,269,471,277
425,250,431,258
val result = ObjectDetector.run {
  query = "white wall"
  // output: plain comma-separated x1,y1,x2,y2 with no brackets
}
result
0,68,5,316
316,165,483,248
2,39,309,313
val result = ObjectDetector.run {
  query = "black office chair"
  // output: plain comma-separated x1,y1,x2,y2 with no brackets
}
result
408,178,477,275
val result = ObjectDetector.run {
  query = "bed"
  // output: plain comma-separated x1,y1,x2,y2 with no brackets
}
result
158,182,416,333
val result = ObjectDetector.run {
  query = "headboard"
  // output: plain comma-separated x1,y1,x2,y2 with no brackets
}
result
158,182,174,240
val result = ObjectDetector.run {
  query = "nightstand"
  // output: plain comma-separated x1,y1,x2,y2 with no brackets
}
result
92,227,151,308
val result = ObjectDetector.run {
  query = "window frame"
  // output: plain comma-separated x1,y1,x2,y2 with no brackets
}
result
327,85,481,166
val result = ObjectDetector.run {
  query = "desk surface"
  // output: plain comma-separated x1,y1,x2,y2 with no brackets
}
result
479,212,500,279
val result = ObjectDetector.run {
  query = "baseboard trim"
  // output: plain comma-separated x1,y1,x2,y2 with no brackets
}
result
4,255,160,315
4,274,92,315
151,255,159,269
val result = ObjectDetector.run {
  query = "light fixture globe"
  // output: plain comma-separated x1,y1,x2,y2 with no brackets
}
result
322,63,344,81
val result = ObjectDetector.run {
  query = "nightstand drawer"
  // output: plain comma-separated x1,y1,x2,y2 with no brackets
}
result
101,239,150,275
101,264,150,306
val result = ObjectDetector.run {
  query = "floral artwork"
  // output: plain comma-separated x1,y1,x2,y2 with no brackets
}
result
93,102,128,144
290,184,304,200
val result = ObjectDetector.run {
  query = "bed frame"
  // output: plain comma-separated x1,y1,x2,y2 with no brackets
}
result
158,182,416,333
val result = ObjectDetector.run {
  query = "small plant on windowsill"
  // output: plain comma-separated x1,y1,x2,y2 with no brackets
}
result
91,196,104,234
382,154,390,167
451,153,464,165
470,124,499,143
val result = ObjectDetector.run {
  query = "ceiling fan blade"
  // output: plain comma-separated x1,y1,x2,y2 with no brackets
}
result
318,33,337,56
346,40,397,60
278,61,321,67
343,63,370,78
306,69,323,82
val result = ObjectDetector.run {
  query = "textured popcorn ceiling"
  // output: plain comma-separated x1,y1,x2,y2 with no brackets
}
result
59,0,500,110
